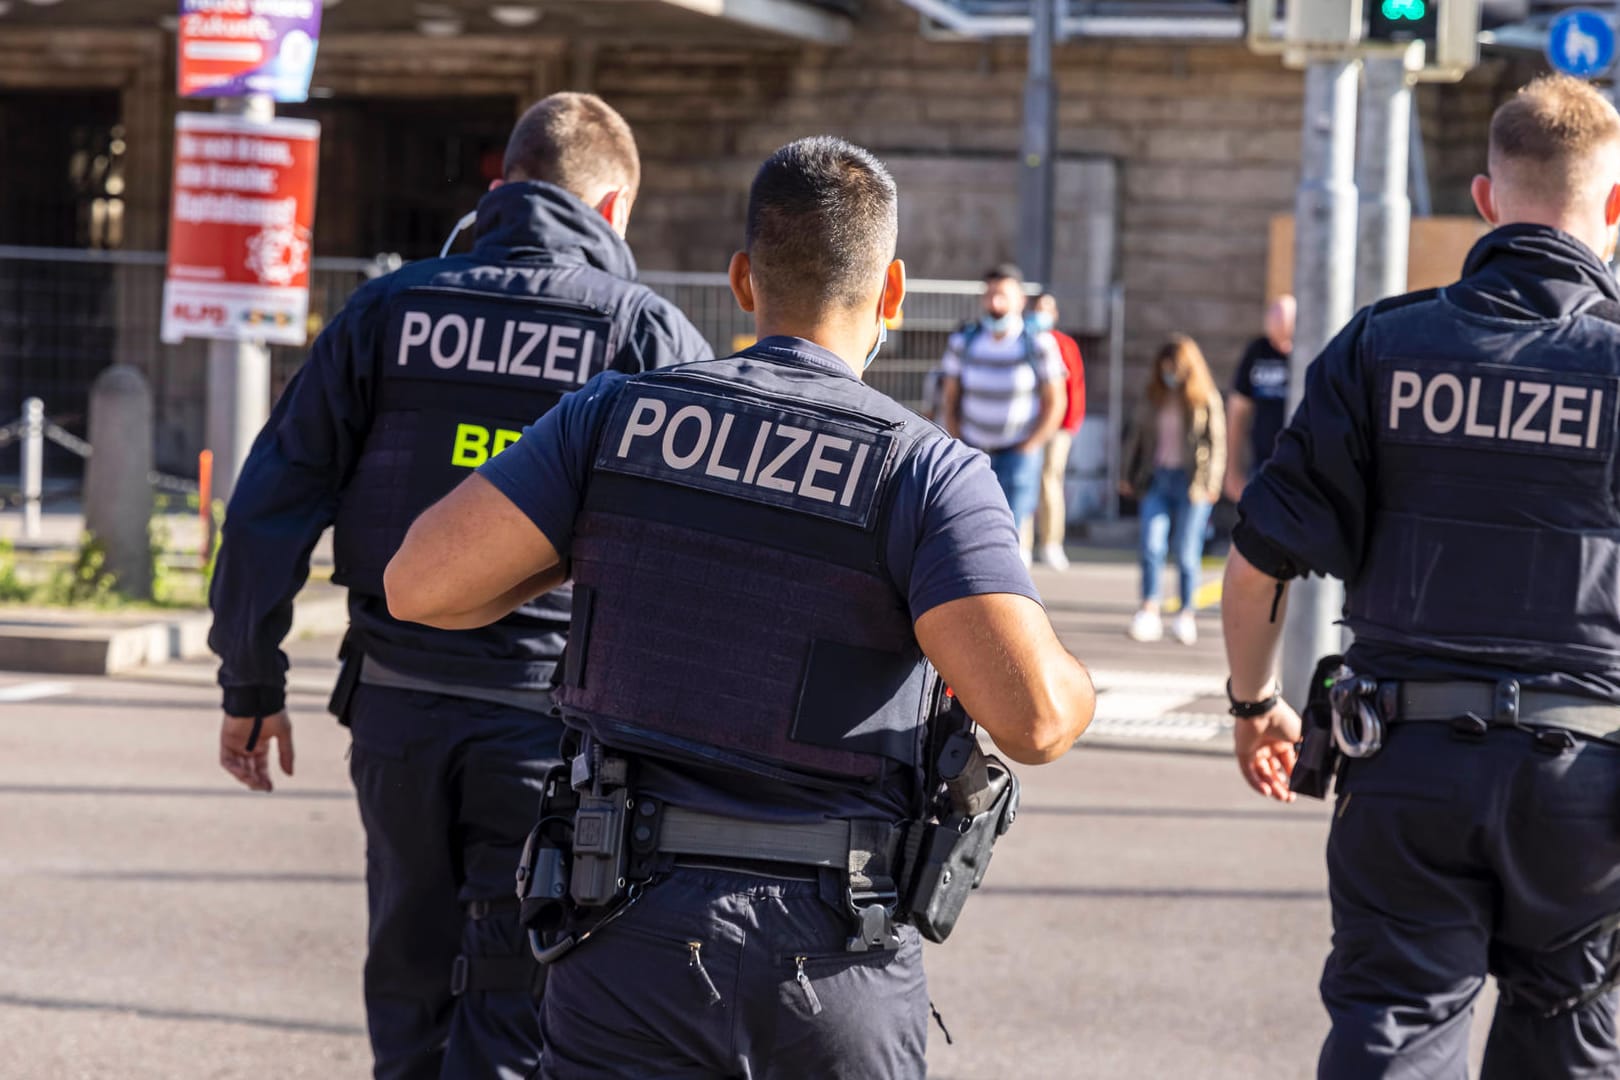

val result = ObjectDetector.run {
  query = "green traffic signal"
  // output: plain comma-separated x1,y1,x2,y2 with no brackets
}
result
1382,0,1426,20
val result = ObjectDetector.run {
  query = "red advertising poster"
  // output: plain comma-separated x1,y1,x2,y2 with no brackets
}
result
161,111,320,347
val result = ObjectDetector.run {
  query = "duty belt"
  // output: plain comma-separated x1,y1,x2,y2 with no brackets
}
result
1396,680,1620,744
656,807,903,952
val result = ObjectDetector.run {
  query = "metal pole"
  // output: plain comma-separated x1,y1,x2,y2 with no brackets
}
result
20,397,42,541
1017,0,1058,284
1356,53,1413,309
1408,93,1432,219
1280,59,1359,709
1105,282,1125,521
205,93,276,504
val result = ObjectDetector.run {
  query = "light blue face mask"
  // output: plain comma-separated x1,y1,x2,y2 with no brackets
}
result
864,286,888,371
983,311,1021,335
1032,311,1056,332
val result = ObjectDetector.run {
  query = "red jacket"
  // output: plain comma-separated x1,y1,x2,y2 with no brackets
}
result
1052,329,1085,433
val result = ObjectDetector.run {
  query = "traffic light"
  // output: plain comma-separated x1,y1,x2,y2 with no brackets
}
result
1367,0,1436,43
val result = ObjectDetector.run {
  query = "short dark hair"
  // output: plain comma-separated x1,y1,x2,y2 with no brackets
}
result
745,136,897,316
503,92,641,200
984,263,1024,286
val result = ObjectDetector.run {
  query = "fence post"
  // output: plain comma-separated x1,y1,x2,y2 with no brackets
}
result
20,397,42,540
85,366,154,600
1105,284,1125,522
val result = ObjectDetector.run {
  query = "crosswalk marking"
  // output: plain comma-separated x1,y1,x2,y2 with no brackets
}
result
1089,669,1229,744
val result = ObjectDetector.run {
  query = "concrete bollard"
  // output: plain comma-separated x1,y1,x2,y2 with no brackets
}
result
84,365,154,600
19,397,42,541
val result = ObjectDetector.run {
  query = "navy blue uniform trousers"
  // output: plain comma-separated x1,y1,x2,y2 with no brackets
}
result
539,865,929,1079
349,684,562,1080
1320,722,1620,1079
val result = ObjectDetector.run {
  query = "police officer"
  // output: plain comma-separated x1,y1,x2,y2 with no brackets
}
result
384,136,1096,1078
1222,75,1620,1078
209,93,711,1080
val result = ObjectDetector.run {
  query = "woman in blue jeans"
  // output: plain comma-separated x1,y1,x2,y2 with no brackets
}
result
1120,335,1225,645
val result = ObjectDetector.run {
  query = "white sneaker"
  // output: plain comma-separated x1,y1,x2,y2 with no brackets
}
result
1127,609,1163,642
1039,543,1071,571
1172,611,1198,646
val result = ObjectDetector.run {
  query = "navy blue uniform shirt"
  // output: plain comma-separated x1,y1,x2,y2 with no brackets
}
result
209,182,711,718
481,336,1041,820
1237,225,1620,700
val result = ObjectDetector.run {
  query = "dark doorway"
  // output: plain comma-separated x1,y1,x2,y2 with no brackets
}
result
283,95,516,260
0,91,125,478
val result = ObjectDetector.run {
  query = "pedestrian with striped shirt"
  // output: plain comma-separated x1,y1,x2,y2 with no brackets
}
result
937,264,1068,562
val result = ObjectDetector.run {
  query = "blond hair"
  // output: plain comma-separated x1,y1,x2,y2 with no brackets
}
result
1145,334,1218,414
1489,75,1620,204
503,92,641,201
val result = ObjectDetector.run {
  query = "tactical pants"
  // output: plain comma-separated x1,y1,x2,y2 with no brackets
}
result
349,684,562,1080
1318,722,1620,1080
539,864,929,1079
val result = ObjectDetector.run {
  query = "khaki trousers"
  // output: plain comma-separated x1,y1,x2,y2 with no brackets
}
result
1032,430,1072,549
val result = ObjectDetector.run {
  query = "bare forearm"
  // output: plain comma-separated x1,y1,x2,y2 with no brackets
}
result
1024,388,1063,449
1221,548,1288,700
407,564,567,630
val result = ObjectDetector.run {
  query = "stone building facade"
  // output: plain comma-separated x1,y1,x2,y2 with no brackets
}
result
0,0,1545,474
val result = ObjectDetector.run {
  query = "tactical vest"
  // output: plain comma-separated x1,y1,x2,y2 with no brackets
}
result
1343,291,1620,671
332,284,618,612
554,351,942,790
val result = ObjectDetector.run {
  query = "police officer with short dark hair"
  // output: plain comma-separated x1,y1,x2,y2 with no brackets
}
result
1222,74,1620,1079
384,136,1096,1078
209,92,710,1080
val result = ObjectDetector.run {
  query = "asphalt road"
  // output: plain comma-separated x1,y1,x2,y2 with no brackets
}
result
0,560,1502,1078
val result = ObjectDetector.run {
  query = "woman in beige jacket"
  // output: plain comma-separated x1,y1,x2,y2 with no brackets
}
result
1120,334,1226,644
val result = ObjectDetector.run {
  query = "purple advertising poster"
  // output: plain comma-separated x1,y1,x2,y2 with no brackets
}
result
178,0,323,103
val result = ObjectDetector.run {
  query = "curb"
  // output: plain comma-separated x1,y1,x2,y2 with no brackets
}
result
0,587,349,675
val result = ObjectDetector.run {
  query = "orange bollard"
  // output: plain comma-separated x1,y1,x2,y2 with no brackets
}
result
198,449,214,569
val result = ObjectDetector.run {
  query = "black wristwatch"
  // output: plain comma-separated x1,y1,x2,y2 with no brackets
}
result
1226,679,1281,718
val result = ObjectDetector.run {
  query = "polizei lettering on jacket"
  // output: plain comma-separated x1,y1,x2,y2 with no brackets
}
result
595,384,896,527
1380,362,1619,462
385,290,613,392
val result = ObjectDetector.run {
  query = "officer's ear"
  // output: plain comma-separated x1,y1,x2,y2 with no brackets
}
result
1604,182,1620,229
597,187,633,237
1471,174,1500,226
487,178,504,193
881,259,906,323
729,251,757,314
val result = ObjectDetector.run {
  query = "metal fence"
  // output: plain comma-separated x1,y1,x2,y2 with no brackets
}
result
0,247,1126,520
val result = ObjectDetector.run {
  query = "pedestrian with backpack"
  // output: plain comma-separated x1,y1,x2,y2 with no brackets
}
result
937,263,1068,563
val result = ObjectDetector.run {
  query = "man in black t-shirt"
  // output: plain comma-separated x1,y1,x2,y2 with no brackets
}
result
1222,294,1294,502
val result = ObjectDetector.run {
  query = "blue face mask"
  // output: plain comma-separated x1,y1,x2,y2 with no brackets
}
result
1032,311,1056,332
863,286,888,371
983,311,1021,335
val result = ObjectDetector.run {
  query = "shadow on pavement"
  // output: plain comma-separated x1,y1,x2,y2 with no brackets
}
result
979,885,1327,901
55,869,362,885
0,992,365,1036
0,783,351,800
1019,804,1322,824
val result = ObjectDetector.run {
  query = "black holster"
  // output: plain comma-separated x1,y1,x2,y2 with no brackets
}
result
327,631,363,726
900,705,1019,943
1289,653,1345,799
